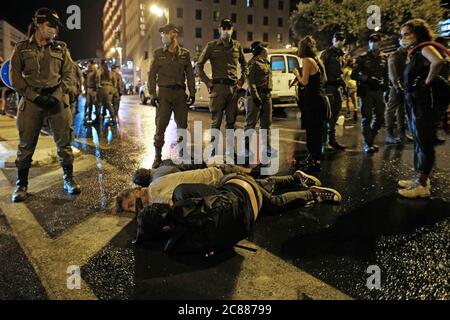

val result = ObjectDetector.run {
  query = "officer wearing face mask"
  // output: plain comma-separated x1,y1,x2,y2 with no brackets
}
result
320,32,347,151
10,8,79,202
385,40,408,145
148,23,196,169
245,41,273,157
351,33,389,154
197,19,248,155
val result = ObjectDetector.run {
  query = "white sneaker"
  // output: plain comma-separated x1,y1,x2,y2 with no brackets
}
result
295,170,322,187
310,187,342,203
398,185,431,199
398,178,430,189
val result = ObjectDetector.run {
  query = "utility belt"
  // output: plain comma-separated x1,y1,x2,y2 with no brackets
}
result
35,85,59,96
159,84,186,90
213,78,236,86
257,87,272,94
100,82,113,86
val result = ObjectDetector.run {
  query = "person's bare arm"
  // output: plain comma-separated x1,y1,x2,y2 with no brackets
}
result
422,46,445,85
294,58,311,86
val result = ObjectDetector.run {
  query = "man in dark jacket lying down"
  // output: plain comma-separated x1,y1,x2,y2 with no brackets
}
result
116,171,342,253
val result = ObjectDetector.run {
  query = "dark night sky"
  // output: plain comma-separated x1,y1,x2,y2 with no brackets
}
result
0,0,105,60
1,0,449,60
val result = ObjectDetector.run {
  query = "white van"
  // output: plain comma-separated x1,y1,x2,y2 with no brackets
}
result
194,49,301,112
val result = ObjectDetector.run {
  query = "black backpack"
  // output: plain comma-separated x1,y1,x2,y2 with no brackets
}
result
410,41,450,111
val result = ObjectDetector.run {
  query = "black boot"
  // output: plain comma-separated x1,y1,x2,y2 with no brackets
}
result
63,165,81,195
12,168,29,203
152,148,163,169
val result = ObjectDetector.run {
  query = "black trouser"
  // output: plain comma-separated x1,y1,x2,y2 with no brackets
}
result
303,103,326,161
385,87,406,138
324,85,343,143
360,89,385,145
405,87,437,175
256,175,313,207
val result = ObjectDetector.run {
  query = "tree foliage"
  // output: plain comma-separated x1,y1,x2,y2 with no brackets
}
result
289,0,446,48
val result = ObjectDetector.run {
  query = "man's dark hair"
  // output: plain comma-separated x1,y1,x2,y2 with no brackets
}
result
115,187,141,214
133,168,153,187
136,204,173,241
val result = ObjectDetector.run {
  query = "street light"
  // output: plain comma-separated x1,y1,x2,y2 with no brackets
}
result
150,4,170,24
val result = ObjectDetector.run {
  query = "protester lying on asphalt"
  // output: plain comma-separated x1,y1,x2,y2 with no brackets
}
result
132,158,264,188
115,171,342,254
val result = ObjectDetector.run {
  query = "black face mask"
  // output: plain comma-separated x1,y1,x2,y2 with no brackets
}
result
136,197,144,213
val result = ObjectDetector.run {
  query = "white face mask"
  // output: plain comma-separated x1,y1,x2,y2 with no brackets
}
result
220,30,233,40
161,34,172,46
333,40,345,50
399,38,414,49
42,26,57,40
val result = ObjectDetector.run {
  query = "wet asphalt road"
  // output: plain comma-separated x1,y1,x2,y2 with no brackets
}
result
0,95,449,300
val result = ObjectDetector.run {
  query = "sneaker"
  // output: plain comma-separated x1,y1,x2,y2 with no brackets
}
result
398,178,430,189
295,170,322,187
322,143,335,153
398,185,431,199
372,144,380,152
310,187,342,203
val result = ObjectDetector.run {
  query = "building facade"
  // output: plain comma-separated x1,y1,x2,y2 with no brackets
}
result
103,0,291,85
0,20,26,60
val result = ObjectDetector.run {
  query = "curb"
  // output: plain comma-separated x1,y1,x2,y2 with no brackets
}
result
0,147,82,169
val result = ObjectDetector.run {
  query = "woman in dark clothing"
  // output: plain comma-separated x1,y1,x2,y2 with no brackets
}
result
399,19,445,198
293,36,329,173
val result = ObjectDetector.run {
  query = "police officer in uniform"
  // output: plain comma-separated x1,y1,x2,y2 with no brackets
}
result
320,32,347,151
351,34,389,154
197,19,248,155
96,59,117,124
148,23,196,169
10,8,80,202
84,60,98,124
245,41,273,157
385,44,408,145
111,65,124,117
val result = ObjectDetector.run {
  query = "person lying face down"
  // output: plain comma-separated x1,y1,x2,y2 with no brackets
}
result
117,168,342,216
132,160,260,188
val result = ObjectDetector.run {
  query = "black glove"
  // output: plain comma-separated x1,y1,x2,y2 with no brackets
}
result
34,95,59,109
186,96,195,107
253,95,262,106
150,97,160,107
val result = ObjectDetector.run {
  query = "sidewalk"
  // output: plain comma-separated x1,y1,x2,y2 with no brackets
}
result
0,114,81,168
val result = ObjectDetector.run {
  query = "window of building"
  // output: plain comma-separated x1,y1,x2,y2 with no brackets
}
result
144,50,149,60
214,0,220,3
278,18,284,27
232,31,237,40
213,11,220,21
196,10,202,20
263,16,269,26
247,15,253,24
278,0,284,10
277,33,283,43
264,0,269,9
196,28,202,38
231,0,237,5
231,13,237,23
214,29,220,39
263,33,269,42
177,8,183,19
247,32,253,41
195,44,203,53
247,0,254,7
